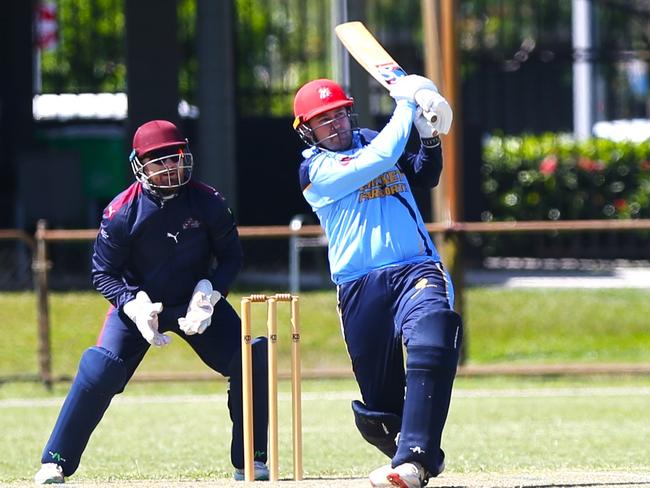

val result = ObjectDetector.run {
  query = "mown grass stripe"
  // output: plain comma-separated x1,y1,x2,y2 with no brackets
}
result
4,386,650,409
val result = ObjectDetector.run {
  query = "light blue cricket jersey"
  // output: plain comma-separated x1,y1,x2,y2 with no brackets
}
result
298,100,443,285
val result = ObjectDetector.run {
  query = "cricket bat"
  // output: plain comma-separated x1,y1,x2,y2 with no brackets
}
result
335,21,437,122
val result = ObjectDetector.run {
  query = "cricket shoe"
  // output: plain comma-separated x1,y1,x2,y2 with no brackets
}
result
34,463,65,484
233,461,270,481
385,462,430,488
369,457,444,488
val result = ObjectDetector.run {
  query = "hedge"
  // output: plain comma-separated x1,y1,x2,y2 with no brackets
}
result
481,133,650,222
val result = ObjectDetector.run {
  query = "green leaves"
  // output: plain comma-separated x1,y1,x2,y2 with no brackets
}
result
482,133,650,221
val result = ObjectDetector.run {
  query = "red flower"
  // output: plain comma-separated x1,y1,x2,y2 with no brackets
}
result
614,199,627,210
640,160,650,171
578,157,605,172
539,155,557,175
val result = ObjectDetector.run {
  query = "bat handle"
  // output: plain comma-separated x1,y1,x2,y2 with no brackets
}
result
423,110,438,124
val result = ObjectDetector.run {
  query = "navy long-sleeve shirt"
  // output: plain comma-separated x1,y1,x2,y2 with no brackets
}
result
92,180,242,309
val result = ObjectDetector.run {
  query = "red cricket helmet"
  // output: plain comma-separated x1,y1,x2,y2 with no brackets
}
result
293,79,354,129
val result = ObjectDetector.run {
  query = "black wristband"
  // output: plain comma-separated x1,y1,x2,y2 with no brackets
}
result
421,136,441,148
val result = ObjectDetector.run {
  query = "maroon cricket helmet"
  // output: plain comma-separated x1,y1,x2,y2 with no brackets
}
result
132,120,186,157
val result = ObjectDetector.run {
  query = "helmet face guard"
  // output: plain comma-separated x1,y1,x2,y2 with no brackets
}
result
129,145,193,194
130,120,193,197
295,108,359,148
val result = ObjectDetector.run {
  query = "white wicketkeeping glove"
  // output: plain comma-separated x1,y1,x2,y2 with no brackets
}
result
178,279,222,335
414,89,453,135
389,74,437,103
123,291,170,347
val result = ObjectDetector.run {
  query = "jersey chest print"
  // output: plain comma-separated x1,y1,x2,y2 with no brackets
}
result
358,169,407,202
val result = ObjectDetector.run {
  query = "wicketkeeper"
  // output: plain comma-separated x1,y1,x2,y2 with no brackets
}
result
35,120,270,484
293,76,463,488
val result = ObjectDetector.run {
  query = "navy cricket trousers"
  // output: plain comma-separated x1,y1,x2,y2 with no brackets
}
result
336,260,455,416
41,298,269,475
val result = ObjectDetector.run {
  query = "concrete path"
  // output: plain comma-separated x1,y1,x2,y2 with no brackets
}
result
467,258,650,288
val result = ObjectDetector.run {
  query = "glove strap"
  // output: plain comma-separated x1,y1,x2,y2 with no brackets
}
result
421,136,441,148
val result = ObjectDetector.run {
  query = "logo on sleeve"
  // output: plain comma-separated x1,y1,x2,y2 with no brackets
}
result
103,205,116,219
338,156,353,166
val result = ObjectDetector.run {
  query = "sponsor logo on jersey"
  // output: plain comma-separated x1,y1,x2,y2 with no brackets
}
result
358,170,406,202
167,232,180,244
182,217,201,229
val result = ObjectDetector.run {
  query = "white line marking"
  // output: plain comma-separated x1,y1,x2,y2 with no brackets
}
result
453,386,650,398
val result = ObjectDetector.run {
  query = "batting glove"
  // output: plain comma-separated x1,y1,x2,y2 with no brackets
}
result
123,291,170,347
178,279,222,335
414,89,453,135
414,107,438,140
389,74,437,104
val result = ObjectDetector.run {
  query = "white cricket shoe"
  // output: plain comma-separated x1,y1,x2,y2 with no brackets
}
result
386,462,430,488
369,461,432,488
369,463,394,487
233,460,270,481
34,463,64,484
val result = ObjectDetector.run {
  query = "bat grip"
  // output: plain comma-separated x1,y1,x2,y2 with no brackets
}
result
414,90,439,124
423,110,438,124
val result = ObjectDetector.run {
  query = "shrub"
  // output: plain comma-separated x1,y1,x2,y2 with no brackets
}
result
481,133,650,222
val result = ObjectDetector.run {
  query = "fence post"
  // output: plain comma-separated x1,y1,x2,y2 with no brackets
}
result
33,219,53,389
289,215,306,294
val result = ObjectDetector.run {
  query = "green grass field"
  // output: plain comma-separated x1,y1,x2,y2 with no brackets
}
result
2,288,650,379
1,288,650,485
1,377,650,484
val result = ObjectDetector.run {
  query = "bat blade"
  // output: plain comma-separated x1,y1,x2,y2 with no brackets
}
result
334,21,408,89
335,21,437,123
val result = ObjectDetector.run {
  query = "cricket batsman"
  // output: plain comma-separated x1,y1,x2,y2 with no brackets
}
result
35,120,270,483
293,76,463,488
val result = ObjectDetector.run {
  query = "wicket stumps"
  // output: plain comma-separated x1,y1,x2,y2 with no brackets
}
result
241,294,303,482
